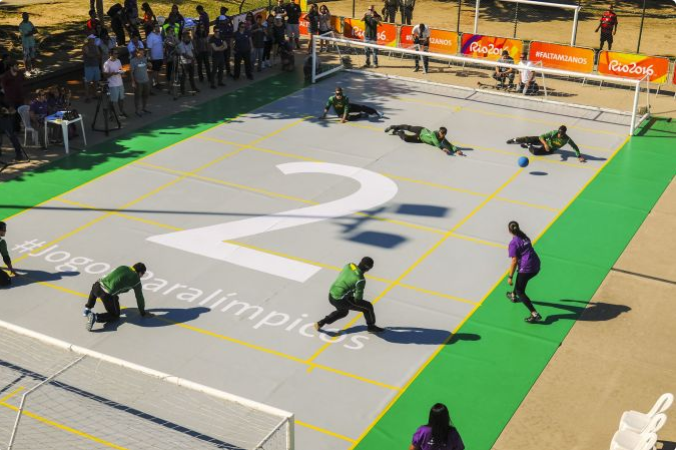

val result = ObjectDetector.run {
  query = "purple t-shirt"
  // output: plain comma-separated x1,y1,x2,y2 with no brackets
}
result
412,425,465,450
508,235,540,274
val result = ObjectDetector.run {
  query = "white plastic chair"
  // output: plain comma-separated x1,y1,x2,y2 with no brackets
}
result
17,105,39,147
610,430,657,450
620,393,673,433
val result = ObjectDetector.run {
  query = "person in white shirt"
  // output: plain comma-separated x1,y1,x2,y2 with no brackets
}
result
412,23,430,73
146,24,164,89
176,31,199,94
102,49,128,117
518,51,537,95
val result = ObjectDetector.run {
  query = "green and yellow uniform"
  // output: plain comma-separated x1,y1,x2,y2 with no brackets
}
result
330,263,366,301
326,94,350,117
99,266,146,314
539,129,581,157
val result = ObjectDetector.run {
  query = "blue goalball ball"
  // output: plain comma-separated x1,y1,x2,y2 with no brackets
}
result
518,156,530,168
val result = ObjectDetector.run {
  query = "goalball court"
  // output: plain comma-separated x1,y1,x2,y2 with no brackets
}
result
0,70,674,450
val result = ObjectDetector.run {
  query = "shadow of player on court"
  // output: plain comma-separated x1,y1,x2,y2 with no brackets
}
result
5,269,78,288
323,326,481,345
531,299,630,325
557,149,607,163
95,307,210,333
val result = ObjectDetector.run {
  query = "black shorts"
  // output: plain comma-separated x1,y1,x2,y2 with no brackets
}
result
600,31,613,44
150,59,163,71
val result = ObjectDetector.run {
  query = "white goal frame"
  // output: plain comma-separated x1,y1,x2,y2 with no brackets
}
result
311,34,651,136
472,0,581,45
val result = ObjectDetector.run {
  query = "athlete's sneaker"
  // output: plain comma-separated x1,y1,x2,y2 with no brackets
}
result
506,138,516,144
367,325,385,333
384,126,393,133
314,322,323,331
525,313,542,323
375,110,385,119
505,292,519,303
83,308,91,317
85,313,96,332
520,143,529,149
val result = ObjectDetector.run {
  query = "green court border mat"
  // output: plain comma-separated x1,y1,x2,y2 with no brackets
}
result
353,118,676,450
1,72,305,221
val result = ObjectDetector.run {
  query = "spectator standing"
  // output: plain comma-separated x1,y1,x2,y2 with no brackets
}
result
83,35,102,102
97,28,116,58
196,5,210,33
517,51,536,95
163,27,179,90
493,50,515,89
1,61,26,109
233,22,253,81
0,93,25,162
244,12,256,31
595,4,618,51
127,34,145,56
18,13,37,73
167,4,186,36
130,48,151,116
103,49,128,118
194,23,212,85
305,4,320,54
86,10,101,36
124,0,139,28
383,0,399,23
412,23,429,73
107,3,127,46
318,5,332,52
272,0,288,22
271,16,287,62
146,24,163,89
29,89,49,148
140,2,157,37
177,31,199,94
216,10,234,77
209,29,227,87
263,15,274,68
410,403,465,450
284,0,302,49
251,15,266,72
362,6,381,68
401,0,415,25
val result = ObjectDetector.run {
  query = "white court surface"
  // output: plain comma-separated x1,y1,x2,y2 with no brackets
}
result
0,73,629,450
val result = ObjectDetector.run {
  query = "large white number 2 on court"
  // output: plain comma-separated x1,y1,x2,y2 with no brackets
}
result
147,162,398,283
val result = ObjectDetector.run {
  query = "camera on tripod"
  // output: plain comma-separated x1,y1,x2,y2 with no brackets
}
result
96,81,109,96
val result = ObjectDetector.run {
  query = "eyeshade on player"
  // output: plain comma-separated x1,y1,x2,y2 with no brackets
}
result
321,87,383,123
506,125,586,163
384,124,464,156
83,263,153,331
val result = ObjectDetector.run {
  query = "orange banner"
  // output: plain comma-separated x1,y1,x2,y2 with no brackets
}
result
460,34,522,62
299,13,308,35
400,26,459,54
343,18,396,47
331,16,342,34
597,51,669,83
673,67,676,85
528,41,594,73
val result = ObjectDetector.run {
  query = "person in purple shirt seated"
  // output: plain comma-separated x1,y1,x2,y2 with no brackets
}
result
506,220,542,323
29,88,50,149
411,403,464,450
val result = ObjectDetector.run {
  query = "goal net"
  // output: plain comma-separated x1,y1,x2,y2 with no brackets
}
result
311,33,651,135
0,321,294,450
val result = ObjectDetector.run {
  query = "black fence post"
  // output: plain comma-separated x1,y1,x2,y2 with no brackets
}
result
636,0,647,53
456,0,462,34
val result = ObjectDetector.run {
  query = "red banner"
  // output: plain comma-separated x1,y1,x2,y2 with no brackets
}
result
399,26,458,54
343,18,396,47
528,41,594,73
460,34,522,62
597,51,669,83
299,13,308,35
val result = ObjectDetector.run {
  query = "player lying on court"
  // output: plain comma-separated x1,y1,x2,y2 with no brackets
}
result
506,125,586,163
315,257,385,334
83,263,153,331
385,124,464,156
320,87,384,123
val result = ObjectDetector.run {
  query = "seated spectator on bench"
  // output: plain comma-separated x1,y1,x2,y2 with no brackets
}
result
29,89,49,149
493,50,515,90
518,51,538,95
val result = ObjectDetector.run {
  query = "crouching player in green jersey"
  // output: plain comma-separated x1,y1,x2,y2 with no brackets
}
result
321,87,383,123
506,125,586,163
84,263,153,331
385,124,464,156
315,257,385,333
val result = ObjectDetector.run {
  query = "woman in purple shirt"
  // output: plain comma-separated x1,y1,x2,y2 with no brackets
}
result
506,221,542,322
410,403,464,450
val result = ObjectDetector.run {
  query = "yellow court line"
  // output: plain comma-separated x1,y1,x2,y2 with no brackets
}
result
346,134,632,450
494,197,560,213
197,136,321,162
296,420,356,443
305,168,525,366
449,232,508,249
394,96,626,136
0,401,129,450
0,386,24,403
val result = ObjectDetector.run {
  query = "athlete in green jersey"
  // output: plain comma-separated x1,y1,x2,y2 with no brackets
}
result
315,256,384,333
84,263,153,331
384,124,464,155
321,87,383,122
506,125,586,163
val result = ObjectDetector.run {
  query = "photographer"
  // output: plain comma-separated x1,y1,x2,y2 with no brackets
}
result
0,92,25,162
412,23,429,73
177,31,199,94
103,49,128,118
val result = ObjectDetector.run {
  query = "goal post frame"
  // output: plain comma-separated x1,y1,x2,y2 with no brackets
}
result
472,0,582,45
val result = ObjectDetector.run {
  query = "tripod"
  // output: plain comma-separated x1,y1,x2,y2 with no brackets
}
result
0,113,31,174
91,83,121,136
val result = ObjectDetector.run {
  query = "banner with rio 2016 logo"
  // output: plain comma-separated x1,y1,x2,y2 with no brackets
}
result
528,41,594,73
598,51,669,83
460,34,522,62
343,18,397,47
